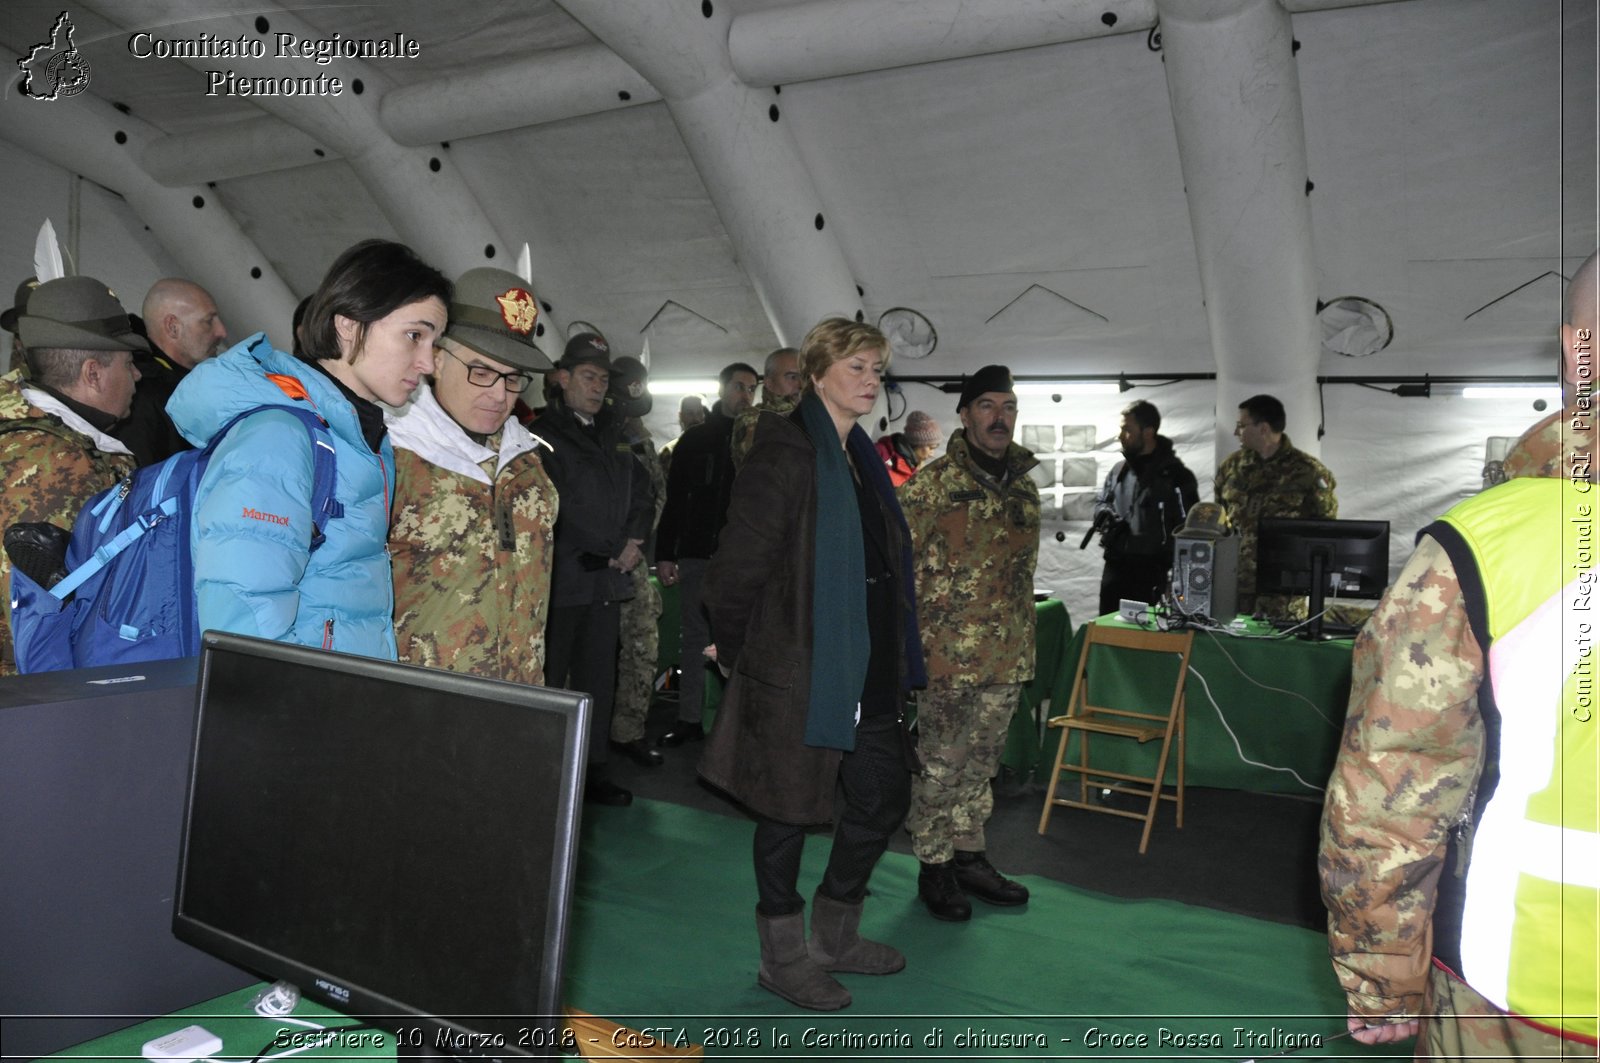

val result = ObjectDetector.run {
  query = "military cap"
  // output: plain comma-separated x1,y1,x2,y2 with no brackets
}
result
958,364,1014,409
444,267,552,374
0,276,39,334
560,332,612,372
17,276,149,354
608,355,652,418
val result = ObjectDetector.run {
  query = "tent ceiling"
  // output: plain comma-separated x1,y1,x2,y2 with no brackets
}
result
0,0,1592,376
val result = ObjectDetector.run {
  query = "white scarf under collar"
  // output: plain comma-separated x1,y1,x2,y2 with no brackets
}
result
384,384,549,484
21,386,133,457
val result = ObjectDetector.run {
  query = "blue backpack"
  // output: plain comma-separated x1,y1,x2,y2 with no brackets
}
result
6,405,342,673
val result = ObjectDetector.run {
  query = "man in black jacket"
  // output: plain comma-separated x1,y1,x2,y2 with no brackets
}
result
539,334,654,805
1091,400,1199,616
115,279,228,465
654,360,758,746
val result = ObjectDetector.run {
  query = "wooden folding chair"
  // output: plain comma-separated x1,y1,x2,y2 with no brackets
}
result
1037,624,1194,854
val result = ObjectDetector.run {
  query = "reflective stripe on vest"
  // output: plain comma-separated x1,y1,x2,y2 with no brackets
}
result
1437,476,1598,1039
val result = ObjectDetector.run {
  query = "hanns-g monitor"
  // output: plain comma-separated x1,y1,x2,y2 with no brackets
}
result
173,632,589,1059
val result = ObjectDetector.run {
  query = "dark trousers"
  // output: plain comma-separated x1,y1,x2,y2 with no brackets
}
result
752,715,911,916
1098,555,1173,617
675,557,711,725
545,600,621,767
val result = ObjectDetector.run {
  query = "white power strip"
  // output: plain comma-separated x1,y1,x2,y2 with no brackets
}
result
142,1025,222,1063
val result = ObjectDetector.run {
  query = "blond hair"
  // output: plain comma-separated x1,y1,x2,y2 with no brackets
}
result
798,318,889,391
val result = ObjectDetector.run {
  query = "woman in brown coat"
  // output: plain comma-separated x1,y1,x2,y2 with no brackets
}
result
700,317,925,1011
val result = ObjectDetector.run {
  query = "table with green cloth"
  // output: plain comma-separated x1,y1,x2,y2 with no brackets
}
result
1041,616,1355,795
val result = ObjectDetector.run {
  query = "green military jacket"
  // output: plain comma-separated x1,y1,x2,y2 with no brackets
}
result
898,430,1039,687
0,370,136,675
388,387,559,687
1213,432,1337,610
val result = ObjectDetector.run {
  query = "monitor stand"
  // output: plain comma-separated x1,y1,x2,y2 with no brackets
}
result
1301,554,1330,641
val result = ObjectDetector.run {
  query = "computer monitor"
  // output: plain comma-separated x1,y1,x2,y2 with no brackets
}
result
1255,518,1391,639
173,632,589,1059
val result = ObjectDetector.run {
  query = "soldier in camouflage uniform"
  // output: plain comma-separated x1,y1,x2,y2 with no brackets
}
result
899,364,1039,922
731,346,800,469
0,277,143,676
387,268,557,688
1213,394,1337,616
1319,254,1599,1058
608,356,666,765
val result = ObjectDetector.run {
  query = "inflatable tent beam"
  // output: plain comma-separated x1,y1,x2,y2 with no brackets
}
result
0,45,296,345
559,0,862,348
1155,0,1323,464
140,0,1412,186
90,0,573,339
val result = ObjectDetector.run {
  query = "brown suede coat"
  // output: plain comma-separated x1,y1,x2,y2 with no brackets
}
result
699,407,913,825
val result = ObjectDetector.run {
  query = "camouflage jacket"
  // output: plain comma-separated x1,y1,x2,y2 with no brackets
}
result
387,386,559,687
1317,417,1578,1042
1501,405,1593,482
731,392,797,470
0,370,135,676
1214,432,1337,606
898,430,1039,686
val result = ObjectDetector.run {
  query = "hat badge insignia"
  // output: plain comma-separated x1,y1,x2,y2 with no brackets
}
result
495,288,538,335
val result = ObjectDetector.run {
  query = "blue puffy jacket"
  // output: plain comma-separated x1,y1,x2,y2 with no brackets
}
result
167,333,398,659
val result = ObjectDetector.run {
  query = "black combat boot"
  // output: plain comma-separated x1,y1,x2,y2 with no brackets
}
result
917,860,972,922
953,850,1029,906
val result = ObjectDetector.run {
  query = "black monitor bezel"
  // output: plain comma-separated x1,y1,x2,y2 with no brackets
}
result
172,632,589,1058
1254,517,1391,601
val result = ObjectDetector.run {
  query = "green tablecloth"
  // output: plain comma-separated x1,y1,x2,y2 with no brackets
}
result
1040,616,1354,795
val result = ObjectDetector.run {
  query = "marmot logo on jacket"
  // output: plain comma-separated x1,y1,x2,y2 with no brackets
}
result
242,505,291,527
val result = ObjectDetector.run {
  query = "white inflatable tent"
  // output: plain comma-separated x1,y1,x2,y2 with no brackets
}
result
1,0,1594,628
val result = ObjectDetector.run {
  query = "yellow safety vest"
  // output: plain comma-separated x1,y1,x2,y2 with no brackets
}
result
1435,476,1598,1039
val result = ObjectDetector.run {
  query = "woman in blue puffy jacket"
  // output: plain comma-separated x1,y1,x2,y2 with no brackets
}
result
168,240,451,658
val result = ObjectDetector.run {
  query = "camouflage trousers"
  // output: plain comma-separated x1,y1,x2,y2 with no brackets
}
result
611,563,662,743
906,682,1021,863
1420,961,1591,1059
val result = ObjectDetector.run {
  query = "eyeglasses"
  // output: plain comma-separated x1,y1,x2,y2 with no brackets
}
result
442,346,535,394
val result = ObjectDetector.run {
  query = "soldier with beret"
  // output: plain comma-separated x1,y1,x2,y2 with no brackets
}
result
387,267,558,694
1213,393,1337,616
539,333,654,806
900,364,1039,921
0,276,143,675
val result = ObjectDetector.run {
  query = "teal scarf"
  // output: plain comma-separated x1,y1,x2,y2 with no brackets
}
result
800,391,869,750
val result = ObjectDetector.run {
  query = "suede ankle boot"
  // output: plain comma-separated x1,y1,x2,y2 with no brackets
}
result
916,860,972,922
755,908,851,1010
807,891,905,975
953,850,1030,906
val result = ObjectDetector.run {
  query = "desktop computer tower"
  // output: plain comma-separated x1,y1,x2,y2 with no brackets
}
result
1171,534,1239,620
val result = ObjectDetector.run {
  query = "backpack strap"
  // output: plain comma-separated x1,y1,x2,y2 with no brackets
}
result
208,404,344,551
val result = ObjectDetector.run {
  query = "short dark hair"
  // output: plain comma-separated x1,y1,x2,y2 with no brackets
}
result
29,347,115,390
1122,400,1160,434
301,240,451,363
719,362,758,386
1238,394,1286,434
